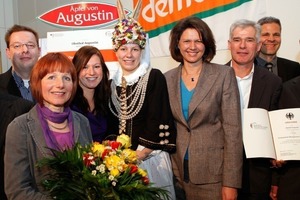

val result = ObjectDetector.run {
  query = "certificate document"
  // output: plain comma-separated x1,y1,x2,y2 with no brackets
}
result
243,108,300,160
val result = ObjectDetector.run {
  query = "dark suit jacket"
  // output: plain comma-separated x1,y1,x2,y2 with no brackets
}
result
226,61,282,197
0,68,22,97
278,75,300,108
273,76,300,200
0,92,34,200
225,62,282,112
257,56,300,83
248,65,282,110
277,57,300,83
244,65,282,195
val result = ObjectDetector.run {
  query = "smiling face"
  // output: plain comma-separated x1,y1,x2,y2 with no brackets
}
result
228,26,261,67
41,71,73,112
115,43,142,76
259,23,281,57
79,54,103,91
178,28,205,66
6,31,40,79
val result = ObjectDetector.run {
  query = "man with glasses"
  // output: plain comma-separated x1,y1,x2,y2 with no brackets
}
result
0,24,40,101
0,24,39,200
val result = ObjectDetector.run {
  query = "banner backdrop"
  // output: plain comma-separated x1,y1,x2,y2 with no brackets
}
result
133,0,267,57
46,29,150,78
47,29,119,77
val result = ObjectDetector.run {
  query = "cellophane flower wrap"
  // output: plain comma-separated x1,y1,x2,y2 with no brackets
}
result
38,134,170,200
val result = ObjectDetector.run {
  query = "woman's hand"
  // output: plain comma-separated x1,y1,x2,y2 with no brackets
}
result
222,186,237,200
136,147,153,161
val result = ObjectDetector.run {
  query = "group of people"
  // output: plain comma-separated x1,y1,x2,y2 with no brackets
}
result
1,1,300,200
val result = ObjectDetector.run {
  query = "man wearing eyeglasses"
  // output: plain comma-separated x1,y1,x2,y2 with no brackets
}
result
0,24,40,101
0,24,39,200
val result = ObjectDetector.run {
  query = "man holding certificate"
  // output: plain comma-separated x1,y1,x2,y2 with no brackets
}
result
270,75,300,200
226,19,282,200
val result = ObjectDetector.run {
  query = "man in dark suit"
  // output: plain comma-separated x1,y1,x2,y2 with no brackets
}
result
0,92,34,200
256,16,300,200
278,76,300,108
0,24,39,200
227,19,282,200
256,16,300,83
269,76,300,200
0,24,40,101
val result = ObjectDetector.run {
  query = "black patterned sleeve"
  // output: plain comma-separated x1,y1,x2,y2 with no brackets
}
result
138,69,176,153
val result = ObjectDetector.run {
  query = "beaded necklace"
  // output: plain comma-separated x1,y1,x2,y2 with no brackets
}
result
109,69,150,121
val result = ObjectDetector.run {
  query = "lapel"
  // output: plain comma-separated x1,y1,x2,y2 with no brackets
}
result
0,95,33,147
3,100,18,121
168,66,188,127
27,106,52,157
188,63,217,119
290,77,300,103
72,112,80,143
248,65,266,108
0,101,17,147
277,57,287,82
2,68,22,97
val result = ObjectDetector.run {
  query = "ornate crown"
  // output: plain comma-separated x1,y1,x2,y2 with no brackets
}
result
112,0,146,51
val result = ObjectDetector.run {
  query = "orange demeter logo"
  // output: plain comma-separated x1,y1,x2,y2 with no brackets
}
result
133,0,251,37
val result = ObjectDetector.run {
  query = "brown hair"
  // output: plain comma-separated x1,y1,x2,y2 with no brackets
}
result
30,53,77,106
169,16,216,63
257,16,281,31
72,46,110,115
5,24,39,48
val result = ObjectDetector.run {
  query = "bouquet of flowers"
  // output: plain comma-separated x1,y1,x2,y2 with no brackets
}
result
38,134,170,200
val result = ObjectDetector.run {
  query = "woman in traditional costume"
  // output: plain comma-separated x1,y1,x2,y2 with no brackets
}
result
107,0,176,199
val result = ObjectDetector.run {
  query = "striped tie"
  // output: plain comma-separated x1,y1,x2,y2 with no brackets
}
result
265,62,273,72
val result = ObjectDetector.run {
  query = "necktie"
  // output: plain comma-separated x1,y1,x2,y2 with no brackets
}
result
265,62,273,72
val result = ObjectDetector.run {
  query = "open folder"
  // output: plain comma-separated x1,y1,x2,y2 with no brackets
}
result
243,108,300,160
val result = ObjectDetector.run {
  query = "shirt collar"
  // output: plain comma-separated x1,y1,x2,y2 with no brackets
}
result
256,55,277,67
12,70,24,88
111,50,150,86
229,61,255,80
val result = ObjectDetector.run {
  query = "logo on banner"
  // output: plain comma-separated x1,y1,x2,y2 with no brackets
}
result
38,2,130,28
133,0,251,38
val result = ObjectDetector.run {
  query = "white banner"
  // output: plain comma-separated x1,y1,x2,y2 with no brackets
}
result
148,0,266,57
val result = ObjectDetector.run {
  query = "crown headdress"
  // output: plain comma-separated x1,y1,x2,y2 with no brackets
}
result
112,0,146,51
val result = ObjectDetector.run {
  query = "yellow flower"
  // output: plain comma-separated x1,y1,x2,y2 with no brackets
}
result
138,168,147,177
110,168,120,177
117,134,131,149
105,155,124,170
121,149,137,163
92,142,105,157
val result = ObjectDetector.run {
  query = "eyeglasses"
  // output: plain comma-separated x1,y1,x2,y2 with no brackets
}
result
9,42,37,50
